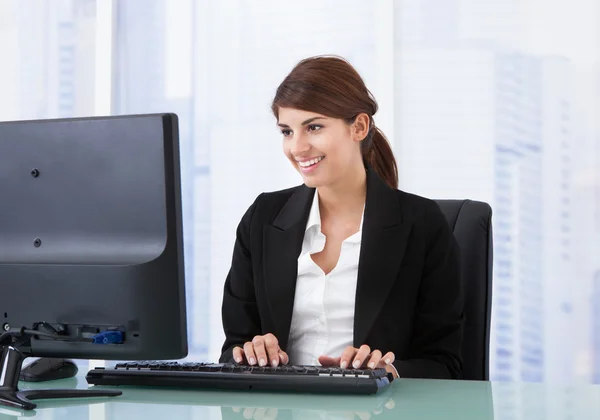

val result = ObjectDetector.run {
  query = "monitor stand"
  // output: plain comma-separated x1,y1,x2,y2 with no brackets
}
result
0,345,122,411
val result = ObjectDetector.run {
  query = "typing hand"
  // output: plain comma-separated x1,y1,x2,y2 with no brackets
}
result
233,333,289,368
318,345,397,378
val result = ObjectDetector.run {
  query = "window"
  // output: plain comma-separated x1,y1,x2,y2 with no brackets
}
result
1,0,598,385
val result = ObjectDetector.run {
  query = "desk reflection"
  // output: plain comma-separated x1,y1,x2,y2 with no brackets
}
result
221,392,396,420
11,377,500,420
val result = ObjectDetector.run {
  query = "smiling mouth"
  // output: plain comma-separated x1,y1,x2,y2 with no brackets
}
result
297,156,324,168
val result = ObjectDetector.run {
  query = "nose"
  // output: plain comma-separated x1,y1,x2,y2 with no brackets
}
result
290,132,310,156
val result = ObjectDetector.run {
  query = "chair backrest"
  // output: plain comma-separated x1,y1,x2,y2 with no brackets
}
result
435,199,493,381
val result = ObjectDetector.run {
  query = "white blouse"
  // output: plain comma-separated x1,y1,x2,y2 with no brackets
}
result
286,192,364,366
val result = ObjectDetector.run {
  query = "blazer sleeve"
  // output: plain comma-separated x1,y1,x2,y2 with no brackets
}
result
219,195,263,363
394,202,465,379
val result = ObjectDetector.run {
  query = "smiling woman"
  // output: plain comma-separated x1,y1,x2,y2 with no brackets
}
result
219,55,465,381
272,56,398,190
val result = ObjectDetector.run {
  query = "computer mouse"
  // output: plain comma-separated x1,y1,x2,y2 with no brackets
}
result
20,358,79,382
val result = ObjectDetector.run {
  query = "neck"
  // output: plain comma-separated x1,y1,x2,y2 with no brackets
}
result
317,164,367,218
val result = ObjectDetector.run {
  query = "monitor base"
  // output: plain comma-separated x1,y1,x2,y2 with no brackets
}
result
0,345,121,411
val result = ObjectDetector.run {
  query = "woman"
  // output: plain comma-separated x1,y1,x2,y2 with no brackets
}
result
219,56,464,380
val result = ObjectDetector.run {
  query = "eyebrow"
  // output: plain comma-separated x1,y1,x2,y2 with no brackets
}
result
277,117,327,128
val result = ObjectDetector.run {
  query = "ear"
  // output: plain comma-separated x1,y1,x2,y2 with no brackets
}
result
351,113,370,143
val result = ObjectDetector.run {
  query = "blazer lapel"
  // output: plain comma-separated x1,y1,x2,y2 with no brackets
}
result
263,185,314,351
353,169,412,347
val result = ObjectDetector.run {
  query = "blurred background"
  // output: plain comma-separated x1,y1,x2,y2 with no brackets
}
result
0,0,598,391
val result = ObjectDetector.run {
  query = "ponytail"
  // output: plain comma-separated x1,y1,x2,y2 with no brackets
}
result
362,126,398,190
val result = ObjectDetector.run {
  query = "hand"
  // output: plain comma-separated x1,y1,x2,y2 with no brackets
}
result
228,397,396,420
318,345,396,376
231,407,278,420
233,333,289,368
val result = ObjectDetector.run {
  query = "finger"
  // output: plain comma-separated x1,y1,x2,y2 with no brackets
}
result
243,341,257,366
318,355,341,367
243,407,255,420
367,350,382,369
384,399,395,409
232,407,241,413
340,346,357,369
252,336,268,367
264,408,278,420
263,334,280,367
233,346,244,364
253,407,266,420
352,345,371,369
356,412,371,420
278,350,289,365
381,352,395,367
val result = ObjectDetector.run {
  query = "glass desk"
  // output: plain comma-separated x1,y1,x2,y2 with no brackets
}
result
3,374,599,419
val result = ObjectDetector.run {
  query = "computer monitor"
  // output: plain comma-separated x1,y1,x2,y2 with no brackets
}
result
0,113,187,410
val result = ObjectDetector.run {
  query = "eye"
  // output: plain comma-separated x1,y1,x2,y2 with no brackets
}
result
307,124,323,132
281,129,292,137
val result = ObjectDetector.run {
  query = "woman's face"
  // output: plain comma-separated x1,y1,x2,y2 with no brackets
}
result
277,107,369,188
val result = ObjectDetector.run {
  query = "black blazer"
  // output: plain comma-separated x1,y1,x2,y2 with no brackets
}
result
219,168,465,379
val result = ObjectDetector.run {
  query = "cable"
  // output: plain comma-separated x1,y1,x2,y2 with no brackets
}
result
27,323,93,342
21,329,58,339
31,322,59,334
25,330,94,342
0,328,94,346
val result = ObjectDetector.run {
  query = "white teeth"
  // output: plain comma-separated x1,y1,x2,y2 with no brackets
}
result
298,156,323,167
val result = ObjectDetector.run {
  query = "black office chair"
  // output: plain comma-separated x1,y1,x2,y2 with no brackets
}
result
435,199,493,381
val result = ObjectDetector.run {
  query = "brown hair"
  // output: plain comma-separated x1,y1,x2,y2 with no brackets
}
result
271,56,398,190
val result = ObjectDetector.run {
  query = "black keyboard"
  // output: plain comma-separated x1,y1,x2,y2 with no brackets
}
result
86,362,394,395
